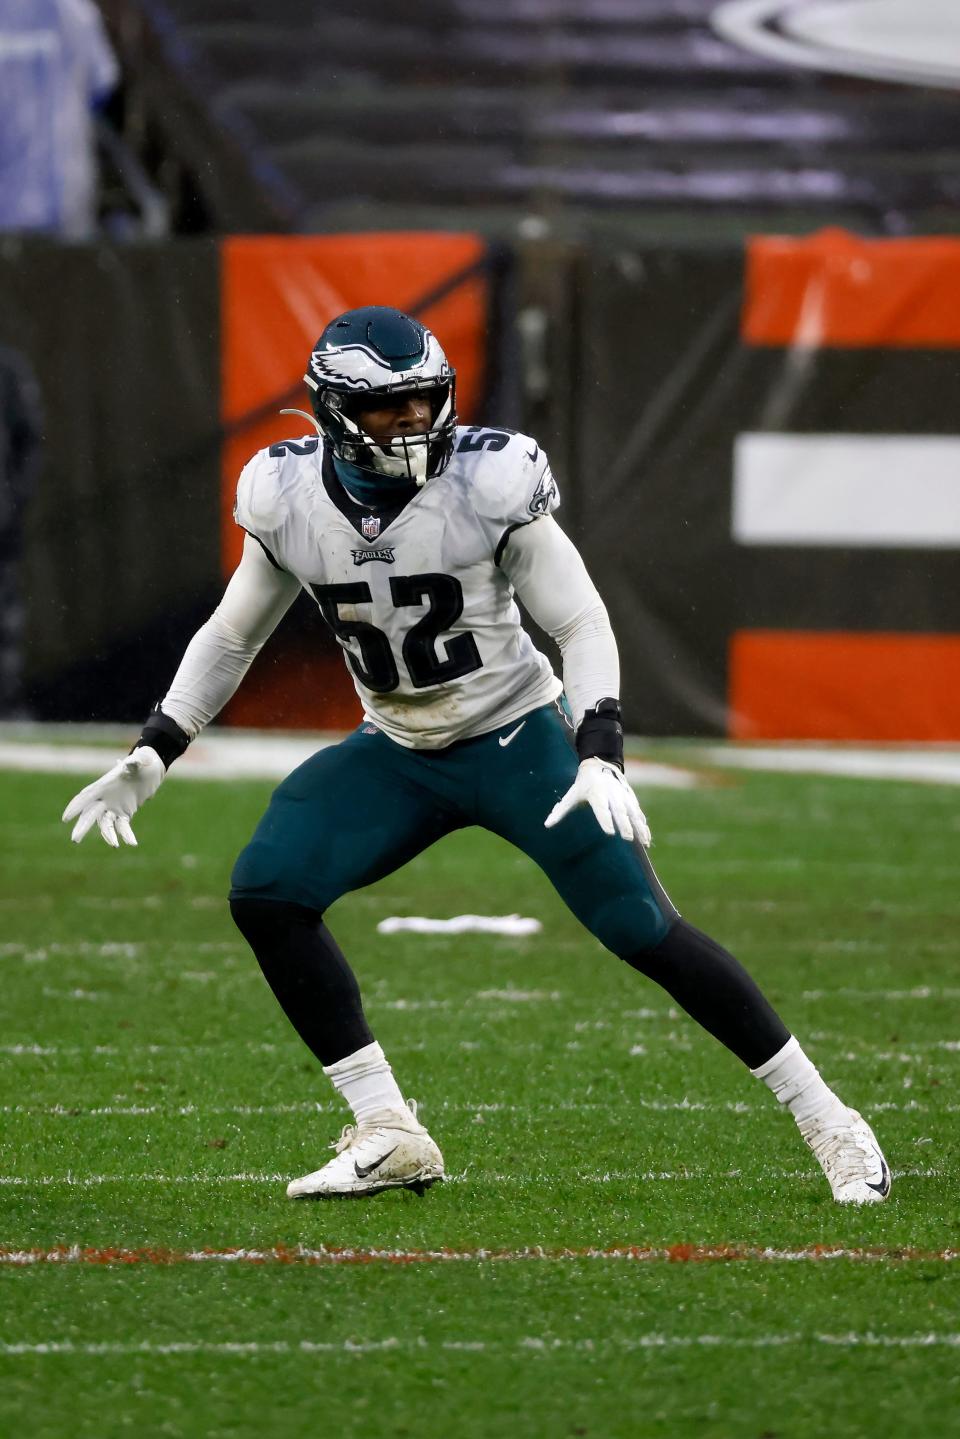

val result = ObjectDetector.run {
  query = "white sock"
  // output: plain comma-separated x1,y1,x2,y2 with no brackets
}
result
323,1041,408,1128
750,1036,847,1131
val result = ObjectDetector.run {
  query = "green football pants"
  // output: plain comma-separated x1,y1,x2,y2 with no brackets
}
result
230,701,677,957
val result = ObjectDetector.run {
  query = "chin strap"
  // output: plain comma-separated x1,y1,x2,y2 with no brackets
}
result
576,697,625,772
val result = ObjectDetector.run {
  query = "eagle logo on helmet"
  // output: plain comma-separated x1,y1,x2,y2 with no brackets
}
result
309,334,451,393
309,343,394,392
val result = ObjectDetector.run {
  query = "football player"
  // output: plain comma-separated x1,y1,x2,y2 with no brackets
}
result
63,306,890,1205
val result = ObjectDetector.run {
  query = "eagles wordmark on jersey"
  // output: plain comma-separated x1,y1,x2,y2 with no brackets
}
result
62,305,890,1207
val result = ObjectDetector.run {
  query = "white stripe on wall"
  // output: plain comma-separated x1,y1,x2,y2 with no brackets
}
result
732,433,960,546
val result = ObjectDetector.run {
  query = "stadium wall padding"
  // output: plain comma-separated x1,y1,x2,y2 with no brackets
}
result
6,230,959,738
536,232,960,739
0,239,222,722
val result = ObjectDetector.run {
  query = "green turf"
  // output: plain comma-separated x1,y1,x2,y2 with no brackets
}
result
1,760,959,1437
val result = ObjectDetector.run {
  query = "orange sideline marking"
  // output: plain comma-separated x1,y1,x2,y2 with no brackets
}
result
1,1244,956,1267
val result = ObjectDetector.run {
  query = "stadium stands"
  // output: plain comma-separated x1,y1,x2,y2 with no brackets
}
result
99,0,960,238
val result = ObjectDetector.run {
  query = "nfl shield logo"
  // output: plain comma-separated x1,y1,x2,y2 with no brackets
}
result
362,515,381,539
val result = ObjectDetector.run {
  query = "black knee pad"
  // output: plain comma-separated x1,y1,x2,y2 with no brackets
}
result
631,917,744,987
229,894,322,944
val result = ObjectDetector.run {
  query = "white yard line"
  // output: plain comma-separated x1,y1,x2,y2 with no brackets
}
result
800,987,960,1002
0,737,339,781
0,1098,955,1117
0,733,698,789
0,1166,942,1187
3,1036,958,1061
700,744,960,786
5,946,960,1010
800,1035,960,1052
0,1043,280,1056
5,723,960,787
0,1333,958,1355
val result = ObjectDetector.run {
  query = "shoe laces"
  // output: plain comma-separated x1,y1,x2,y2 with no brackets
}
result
332,1123,359,1155
330,1098,421,1154
804,1113,878,1187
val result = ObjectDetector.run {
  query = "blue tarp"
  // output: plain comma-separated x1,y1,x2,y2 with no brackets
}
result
0,0,118,236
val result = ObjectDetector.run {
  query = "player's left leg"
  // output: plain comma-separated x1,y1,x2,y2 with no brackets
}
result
472,703,890,1204
472,705,790,1064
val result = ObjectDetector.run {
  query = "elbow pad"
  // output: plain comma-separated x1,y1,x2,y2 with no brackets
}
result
576,697,624,771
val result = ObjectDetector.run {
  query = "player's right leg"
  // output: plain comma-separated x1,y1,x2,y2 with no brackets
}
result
229,724,456,1198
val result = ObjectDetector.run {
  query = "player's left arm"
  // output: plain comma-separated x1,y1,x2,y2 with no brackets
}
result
500,516,651,846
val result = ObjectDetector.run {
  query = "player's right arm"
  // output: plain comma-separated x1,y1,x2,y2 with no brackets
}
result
61,535,301,847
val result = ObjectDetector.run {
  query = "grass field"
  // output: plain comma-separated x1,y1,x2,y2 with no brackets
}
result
1,748,959,1437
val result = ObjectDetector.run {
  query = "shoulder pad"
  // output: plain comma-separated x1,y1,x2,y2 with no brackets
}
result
234,435,320,536
454,426,559,529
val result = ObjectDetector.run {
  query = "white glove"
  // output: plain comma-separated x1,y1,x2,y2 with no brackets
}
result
61,746,166,848
544,757,652,846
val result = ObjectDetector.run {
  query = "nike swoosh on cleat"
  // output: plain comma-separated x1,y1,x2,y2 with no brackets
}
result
526,445,539,462
354,1145,399,1180
498,722,526,748
865,1148,891,1195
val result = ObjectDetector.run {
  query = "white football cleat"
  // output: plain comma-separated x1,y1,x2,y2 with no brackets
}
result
286,1099,444,1200
800,1107,891,1204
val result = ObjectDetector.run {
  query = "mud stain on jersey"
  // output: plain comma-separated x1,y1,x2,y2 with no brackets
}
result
375,687,463,724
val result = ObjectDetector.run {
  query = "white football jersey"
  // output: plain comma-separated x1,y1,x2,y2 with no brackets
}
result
234,425,564,749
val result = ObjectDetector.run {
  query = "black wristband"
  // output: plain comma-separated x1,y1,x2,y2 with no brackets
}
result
134,706,191,771
575,697,624,771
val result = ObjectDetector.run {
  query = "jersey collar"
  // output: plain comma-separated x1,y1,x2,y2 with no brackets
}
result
322,448,418,539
